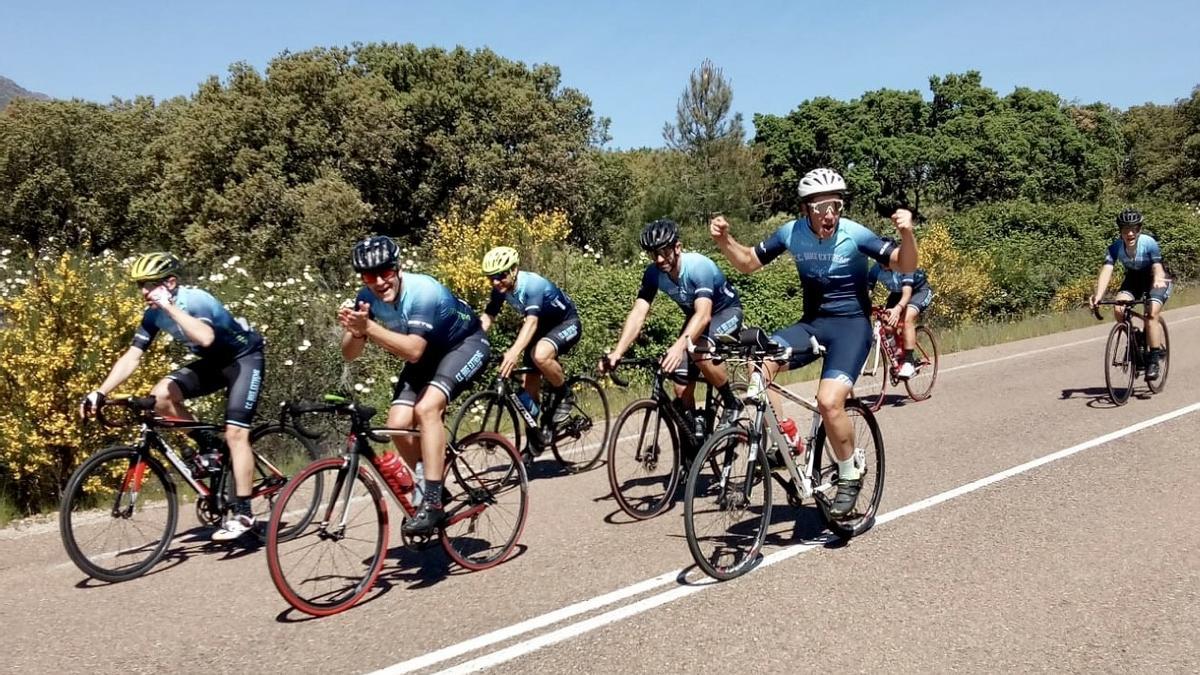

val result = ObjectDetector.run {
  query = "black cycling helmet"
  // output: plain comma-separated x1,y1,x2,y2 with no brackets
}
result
639,219,680,252
351,235,400,273
1116,208,1143,228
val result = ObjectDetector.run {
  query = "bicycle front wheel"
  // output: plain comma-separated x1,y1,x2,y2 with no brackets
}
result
441,432,528,570
606,399,681,520
1147,318,1170,394
451,390,523,453
903,325,940,401
59,446,178,583
549,375,610,473
684,426,772,580
266,457,388,617
812,398,885,538
1104,322,1135,405
250,423,322,536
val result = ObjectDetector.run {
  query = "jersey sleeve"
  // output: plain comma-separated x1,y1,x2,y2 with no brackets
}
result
519,275,548,316
1103,241,1119,265
354,287,376,319
866,263,881,291
131,310,159,350
636,265,659,304
484,288,505,317
1145,237,1163,264
847,221,897,264
690,257,718,301
403,293,440,339
186,289,220,325
753,221,792,266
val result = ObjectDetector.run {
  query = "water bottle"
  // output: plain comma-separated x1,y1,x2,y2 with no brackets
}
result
778,417,804,456
693,409,707,445
372,452,415,495
516,390,540,420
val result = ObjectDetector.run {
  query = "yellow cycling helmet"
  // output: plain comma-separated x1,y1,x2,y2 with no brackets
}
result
481,246,519,276
129,252,182,282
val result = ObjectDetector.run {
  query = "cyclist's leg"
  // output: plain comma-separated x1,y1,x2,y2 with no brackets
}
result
1113,289,1135,323
163,359,227,451
808,315,872,516
388,364,428,469
213,351,265,540
695,307,744,420
767,321,821,416
1146,282,1171,349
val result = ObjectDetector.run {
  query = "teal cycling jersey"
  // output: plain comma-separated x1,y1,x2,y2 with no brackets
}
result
484,271,577,325
1105,234,1165,286
755,217,896,317
867,264,929,294
132,286,262,359
355,272,480,348
637,252,741,315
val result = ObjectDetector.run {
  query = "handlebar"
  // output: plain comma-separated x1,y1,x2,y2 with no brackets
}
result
94,396,158,428
281,394,383,441
599,357,659,388
1091,296,1151,321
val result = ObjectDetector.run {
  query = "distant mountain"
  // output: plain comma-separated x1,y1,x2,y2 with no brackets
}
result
0,76,51,109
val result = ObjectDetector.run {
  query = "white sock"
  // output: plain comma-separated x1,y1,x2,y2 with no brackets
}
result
837,456,861,481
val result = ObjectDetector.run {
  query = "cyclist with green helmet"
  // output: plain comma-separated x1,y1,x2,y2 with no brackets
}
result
79,252,266,541
480,246,582,454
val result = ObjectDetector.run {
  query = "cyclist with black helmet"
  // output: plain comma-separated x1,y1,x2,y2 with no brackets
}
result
598,219,745,427
480,246,582,452
79,252,266,541
710,168,917,518
339,235,490,535
1089,208,1172,380
867,252,934,379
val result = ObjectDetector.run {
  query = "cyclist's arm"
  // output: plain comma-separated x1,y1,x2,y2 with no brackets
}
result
1092,263,1115,304
895,284,913,310
509,315,540,354
481,313,496,332
676,297,712,349
888,228,918,275
95,346,145,395
341,328,367,360
1152,262,1167,288
610,298,651,360
711,220,764,274
364,321,428,362
159,302,215,348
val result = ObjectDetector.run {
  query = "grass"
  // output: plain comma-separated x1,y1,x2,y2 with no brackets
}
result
0,490,17,529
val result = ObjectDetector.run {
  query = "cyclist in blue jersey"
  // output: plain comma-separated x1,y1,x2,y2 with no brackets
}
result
339,236,491,535
1088,208,1172,380
80,252,266,541
711,168,917,517
867,253,934,379
598,219,745,428
480,246,582,451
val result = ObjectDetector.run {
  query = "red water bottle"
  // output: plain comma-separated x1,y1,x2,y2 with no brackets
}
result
778,417,804,456
372,452,415,494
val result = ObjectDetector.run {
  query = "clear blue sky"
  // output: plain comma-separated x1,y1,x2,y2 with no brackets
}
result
2,0,1197,149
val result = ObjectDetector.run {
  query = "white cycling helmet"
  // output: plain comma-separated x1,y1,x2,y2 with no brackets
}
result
797,168,848,199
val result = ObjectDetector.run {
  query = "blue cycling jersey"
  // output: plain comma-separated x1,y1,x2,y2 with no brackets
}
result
1104,234,1165,286
637,252,741,315
484,271,577,325
355,273,480,350
755,217,897,317
132,286,262,358
867,264,929,294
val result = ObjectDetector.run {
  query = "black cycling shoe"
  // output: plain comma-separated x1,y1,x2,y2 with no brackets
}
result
1146,353,1161,381
828,478,862,519
718,398,744,427
401,504,445,536
552,392,576,425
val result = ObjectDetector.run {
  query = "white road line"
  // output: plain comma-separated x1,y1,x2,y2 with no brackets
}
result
370,400,1200,675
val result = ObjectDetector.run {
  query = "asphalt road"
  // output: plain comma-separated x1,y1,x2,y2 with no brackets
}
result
3,303,1198,674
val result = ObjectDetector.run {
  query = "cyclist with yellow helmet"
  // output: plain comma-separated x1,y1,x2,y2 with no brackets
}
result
80,252,266,541
480,246,582,450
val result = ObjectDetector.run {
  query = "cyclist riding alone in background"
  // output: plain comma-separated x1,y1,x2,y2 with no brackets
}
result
710,168,918,517
79,252,267,541
339,235,491,536
1088,208,1172,380
867,249,934,379
598,218,745,429
480,246,582,456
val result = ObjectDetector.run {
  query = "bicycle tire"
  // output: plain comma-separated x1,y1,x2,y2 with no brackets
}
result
249,423,323,538
684,425,772,580
606,399,681,520
858,337,889,413
59,446,178,583
450,390,524,454
1104,322,1135,405
440,431,528,570
549,375,610,473
1147,317,1170,394
812,398,885,538
265,457,388,617
903,325,940,401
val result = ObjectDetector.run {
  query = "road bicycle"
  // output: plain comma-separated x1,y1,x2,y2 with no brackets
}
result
1092,295,1170,405
683,329,885,580
605,356,742,520
449,359,609,472
857,306,939,412
265,394,528,617
60,395,320,583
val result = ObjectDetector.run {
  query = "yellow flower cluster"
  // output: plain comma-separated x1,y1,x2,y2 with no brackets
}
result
430,195,570,303
919,223,994,324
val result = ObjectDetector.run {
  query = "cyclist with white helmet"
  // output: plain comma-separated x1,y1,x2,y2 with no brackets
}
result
339,235,491,535
710,168,917,517
480,246,582,453
80,252,267,541
1088,208,1172,380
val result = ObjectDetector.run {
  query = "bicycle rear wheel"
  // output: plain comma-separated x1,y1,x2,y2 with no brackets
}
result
59,446,178,583
856,339,889,413
684,426,771,580
903,325,940,401
812,398,885,538
1147,318,1170,394
266,458,388,617
1104,322,1135,405
441,432,528,570
606,399,681,520
548,375,609,473
249,423,321,536
450,391,523,454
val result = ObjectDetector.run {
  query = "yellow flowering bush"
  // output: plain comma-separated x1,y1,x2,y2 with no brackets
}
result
1050,271,1119,312
0,251,171,511
430,195,570,303
919,223,994,325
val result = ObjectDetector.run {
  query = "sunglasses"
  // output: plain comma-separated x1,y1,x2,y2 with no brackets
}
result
137,280,165,291
651,245,677,259
487,270,512,282
361,268,398,284
807,198,844,216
